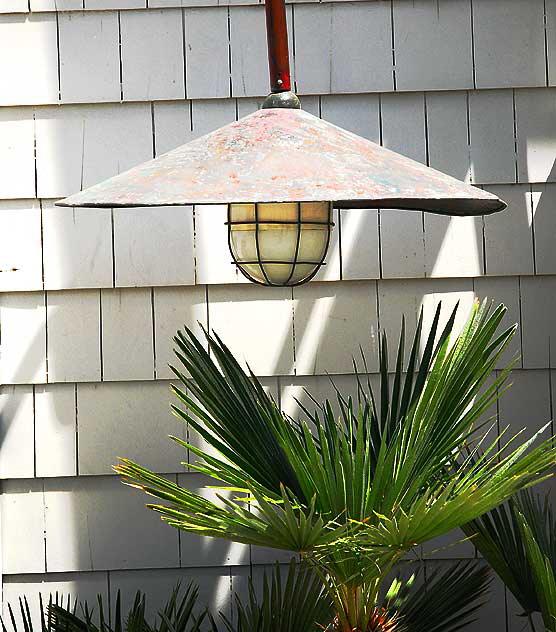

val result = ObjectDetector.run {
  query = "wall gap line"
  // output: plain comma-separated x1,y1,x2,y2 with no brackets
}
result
107,570,112,626
205,284,210,358
469,0,477,90
377,94,384,280
32,385,37,478
151,287,157,380
150,102,156,158
44,291,49,383
547,343,554,439
99,289,104,381
544,0,550,87
55,11,62,101
465,90,472,182
517,276,525,370
375,279,381,339
32,109,38,199
290,286,297,376
176,473,182,566
227,7,233,98
377,209,383,280
75,383,79,476
480,215,486,276
291,4,297,94
39,200,45,291
337,208,343,281
181,9,187,100
511,88,519,184
110,209,116,288
390,0,396,91
42,478,47,573
530,186,537,275
192,206,198,285
117,11,124,102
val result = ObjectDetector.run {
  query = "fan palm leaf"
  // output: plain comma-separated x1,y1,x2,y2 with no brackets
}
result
466,489,556,631
384,561,491,632
115,301,556,631
216,558,333,632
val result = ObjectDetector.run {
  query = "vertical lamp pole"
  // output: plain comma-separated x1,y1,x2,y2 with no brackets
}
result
263,0,300,109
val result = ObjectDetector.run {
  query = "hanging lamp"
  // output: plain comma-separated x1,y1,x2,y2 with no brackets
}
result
57,0,506,287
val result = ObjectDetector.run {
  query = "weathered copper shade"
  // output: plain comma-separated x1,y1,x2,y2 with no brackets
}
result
57,107,504,216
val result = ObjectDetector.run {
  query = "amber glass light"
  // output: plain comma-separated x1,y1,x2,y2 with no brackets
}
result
227,202,333,286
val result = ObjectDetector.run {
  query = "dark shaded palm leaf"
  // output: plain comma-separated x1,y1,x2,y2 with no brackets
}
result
216,558,333,632
385,562,491,632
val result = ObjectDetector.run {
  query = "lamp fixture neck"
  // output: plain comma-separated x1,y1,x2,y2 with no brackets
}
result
265,0,291,93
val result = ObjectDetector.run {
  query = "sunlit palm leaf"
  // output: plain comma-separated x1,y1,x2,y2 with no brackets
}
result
516,506,556,632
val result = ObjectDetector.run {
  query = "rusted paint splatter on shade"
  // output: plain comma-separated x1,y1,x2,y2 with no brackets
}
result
58,108,505,217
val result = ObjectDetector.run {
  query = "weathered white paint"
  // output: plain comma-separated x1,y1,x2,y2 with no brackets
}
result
42,204,114,290
76,380,186,475
483,184,534,276
35,103,153,198
531,184,556,274
393,0,473,91
43,475,180,572
0,386,35,479
0,201,43,292
207,284,294,375
293,281,379,375
101,288,154,381
113,206,195,287
425,91,471,181
515,89,556,183
468,90,517,184
1,481,45,574
0,292,47,384
473,0,546,89
520,275,556,368
58,12,121,103
185,7,230,99
0,110,36,200
35,383,78,478
152,285,207,379
47,290,101,383
121,10,185,101
0,14,58,106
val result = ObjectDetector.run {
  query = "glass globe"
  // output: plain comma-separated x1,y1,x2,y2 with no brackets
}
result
228,202,333,286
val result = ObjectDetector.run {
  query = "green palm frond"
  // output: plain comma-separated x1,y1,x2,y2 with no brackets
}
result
466,488,556,630
516,505,556,632
216,558,333,632
115,300,556,632
45,583,206,632
384,562,491,632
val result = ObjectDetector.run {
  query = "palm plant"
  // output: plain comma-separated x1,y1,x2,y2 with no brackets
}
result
464,489,556,631
1,560,490,632
0,582,207,632
115,301,556,632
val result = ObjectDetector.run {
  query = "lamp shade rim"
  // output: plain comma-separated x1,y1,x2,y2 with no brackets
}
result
55,108,506,218
55,196,506,216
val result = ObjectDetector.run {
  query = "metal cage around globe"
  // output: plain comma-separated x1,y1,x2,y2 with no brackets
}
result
227,201,333,286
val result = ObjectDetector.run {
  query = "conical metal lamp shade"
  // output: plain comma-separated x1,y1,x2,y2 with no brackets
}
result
57,107,505,216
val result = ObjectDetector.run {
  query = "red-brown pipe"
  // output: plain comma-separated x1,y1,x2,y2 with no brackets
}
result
265,0,291,93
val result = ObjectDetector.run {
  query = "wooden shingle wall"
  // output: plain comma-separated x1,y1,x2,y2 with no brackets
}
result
0,0,554,629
